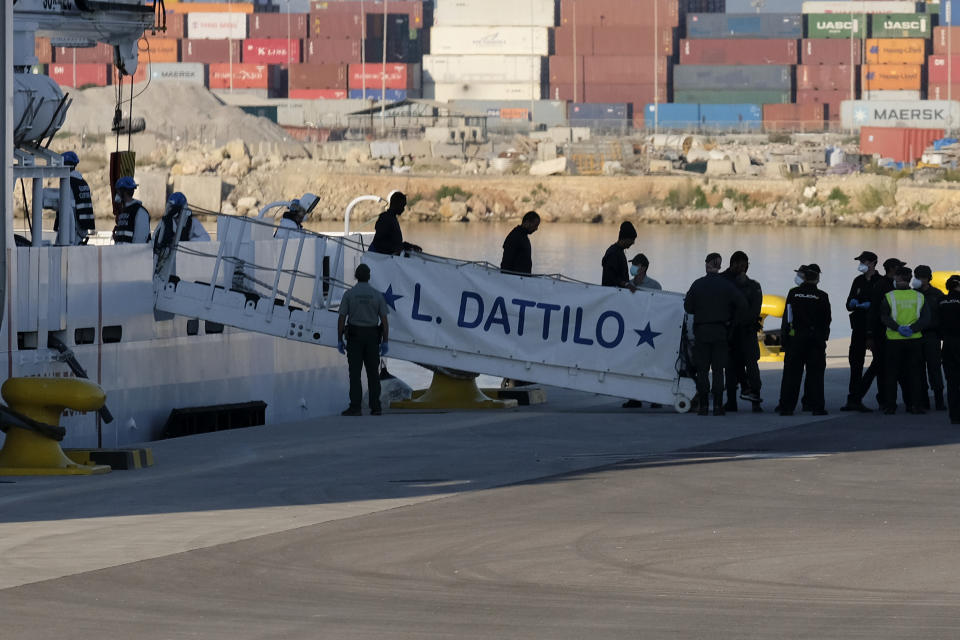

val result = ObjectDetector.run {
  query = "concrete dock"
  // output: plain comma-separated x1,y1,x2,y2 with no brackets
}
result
2,345,960,638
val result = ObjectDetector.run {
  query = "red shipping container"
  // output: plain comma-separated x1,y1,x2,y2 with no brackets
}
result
927,83,960,100
181,39,242,63
309,13,363,39
288,63,348,90
860,127,943,163
289,88,348,99
55,42,114,64
249,13,309,39
928,55,960,84
243,39,302,64
797,64,857,91
554,27,594,57
310,0,424,26
583,56,668,85
548,83,581,102
560,0,679,28
48,63,110,88
349,63,412,89
112,62,149,85
680,39,798,65
593,27,675,57
801,38,861,66
164,11,186,39
762,104,825,132
305,38,362,63
549,55,583,85
933,27,960,55
796,88,853,121
208,63,270,89
35,37,53,64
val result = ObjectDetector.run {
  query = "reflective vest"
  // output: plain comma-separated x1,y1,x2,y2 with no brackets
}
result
113,201,147,244
886,289,924,340
70,172,95,231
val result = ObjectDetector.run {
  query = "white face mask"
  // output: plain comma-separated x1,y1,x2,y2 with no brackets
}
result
858,263,869,273
630,265,640,277
910,278,922,290
794,274,805,286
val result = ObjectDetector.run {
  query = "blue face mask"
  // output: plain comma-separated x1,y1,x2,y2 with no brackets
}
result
630,265,640,277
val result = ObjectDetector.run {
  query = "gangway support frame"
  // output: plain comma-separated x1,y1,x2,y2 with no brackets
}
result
391,372,518,411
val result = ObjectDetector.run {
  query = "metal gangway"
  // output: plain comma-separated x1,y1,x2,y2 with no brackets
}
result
153,198,697,412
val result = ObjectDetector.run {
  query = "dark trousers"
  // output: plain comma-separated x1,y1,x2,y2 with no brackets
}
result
847,327,868,400
778,335,826,413
942,340,960,423
855,335,886,406
694,326,728,407
347,325,382,411
919,335,945,398
884,339,922,411
726,325,762,402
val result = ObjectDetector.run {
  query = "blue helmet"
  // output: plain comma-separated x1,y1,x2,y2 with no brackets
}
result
115,176,138,191
167,192,187,209
62,151,79,166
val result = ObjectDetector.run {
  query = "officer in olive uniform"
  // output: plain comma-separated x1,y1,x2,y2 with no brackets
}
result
338,263,390,416
842,250,881,412
777,264,831,416
938,275,960,424
914,265,946,411
721,250,763,412
880,266,931,415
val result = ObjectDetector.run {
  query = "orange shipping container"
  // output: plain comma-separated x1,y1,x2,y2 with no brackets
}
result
208,63,269,89
167,2,253,13
140,37,179,63
113,63,149,85
861,64,921,91
864,39,925,65
35,37,53,64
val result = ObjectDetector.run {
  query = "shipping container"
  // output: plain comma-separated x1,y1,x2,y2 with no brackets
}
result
863,90,923,100
208,63,270,89
363,34,423,65
423,55,544,85
309,13,363,39
181,39,242,64
592,27,676,57
673,65,793,90
680,39,798,65
309,0,425,28
560,0,680,28
187,13,247,40
166,2,254,13
140,37,179,64
841,99,960,129
865,38,926,64
425,82,542,101
164,12,187,39
435,0,554,26
288,63,347,90
554,27,594,57
644,103,700,130
304,38,362,63
428,26,549,56
870,13,931,38
686,13,803,39
34,37,52,65
347,88,410,101
796,88,852,120
797,64,857,90
698,103,763,130
277,0,312,13
583,56,669,85
762,103,826,132
288,88,348,99
859,126,944,162
802,38,863,64
149,62,206,85
926,83,960,99
933,26,960,54
928,54,960,82
449,100,567,126
805,14,865,38
113,62,148,85
861,64,922,90
48,63,110,88
674,89,792,103
569,102,631,119
802,2,920,14
243,38,302,64
249,13,309,39
582,84,668,104
55,42,113,64
727,0,804,11
348,63,420,90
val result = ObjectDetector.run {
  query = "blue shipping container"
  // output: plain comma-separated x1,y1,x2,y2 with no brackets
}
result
686,13,803,39
674,65,793,90
645,103,700,129
699,104,763,131
348,89,409,101
568,103,632,121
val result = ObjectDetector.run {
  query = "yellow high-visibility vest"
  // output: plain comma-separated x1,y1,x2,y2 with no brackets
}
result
885,289,924,341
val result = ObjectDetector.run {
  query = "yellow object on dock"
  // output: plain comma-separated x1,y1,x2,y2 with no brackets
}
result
932,271,960,295
0,378,111,476
759,294,786,363
391,372,519,410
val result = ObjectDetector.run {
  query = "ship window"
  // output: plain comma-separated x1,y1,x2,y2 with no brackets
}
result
186,319,200,336
205,321,224,334
75,327,95,345
17,332,37,350
102,326,123,344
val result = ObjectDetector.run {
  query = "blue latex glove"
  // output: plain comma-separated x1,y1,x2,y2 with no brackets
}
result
380,341,389,357
337,340,346,355
898,325,913,338
858,300,871,310
848,298,860,310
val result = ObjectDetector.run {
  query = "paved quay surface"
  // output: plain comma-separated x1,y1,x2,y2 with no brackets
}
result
2,346,960,638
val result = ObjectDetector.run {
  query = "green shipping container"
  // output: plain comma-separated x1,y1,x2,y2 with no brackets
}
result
673,90,792,105
870,14,931,39
806,14,865,39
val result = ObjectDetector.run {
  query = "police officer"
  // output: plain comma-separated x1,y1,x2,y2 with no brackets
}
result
684,253,747,416
913,265,946,411
112,176,151,244
630,253,662,290
777,264,831,416
338,263,390,416
938,275,960,424
880,266,931,415
722,250,763,412
853,256,903,409
55,151,96,245
602,222,638,290
369,191,422,255
841,250,881,412
500,210,540,275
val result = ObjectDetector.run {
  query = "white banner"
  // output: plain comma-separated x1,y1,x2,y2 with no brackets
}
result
364,253,686,384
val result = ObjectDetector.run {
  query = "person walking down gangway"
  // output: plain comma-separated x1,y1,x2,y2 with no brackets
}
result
630,253,662,291
601,222,639,290
776,264,831,417
500,210,540,275
55,151,96,245
721,250,764,413
112,176,151,244
368,191,422,256
937,275,960,425
880,266,931,416
913,265,946,411
338,263,390,417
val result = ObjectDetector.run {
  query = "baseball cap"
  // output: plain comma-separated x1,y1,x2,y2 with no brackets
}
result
855,250,878,263
883,258,906,270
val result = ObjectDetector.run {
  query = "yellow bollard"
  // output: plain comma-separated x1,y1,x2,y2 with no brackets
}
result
391,371,518,410
759,294,786,363
0,378,111,475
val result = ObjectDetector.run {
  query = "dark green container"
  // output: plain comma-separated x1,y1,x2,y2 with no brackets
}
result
806,13,866,39
673,90,792,105
870,14,931,38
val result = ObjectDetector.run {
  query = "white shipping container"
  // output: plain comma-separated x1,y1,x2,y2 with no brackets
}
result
187,13,247,40
841,99,960,129
429,26,549,56
149,63,206,85
862,90,923,101
802,1,919,14
424,81,542,101
435,0,556,27
423,55,543,84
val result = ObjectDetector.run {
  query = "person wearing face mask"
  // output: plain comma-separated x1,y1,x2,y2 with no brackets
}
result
852,256,904,410
879,266,931,415
912,265,945,411
721,250,763,413
841,251,880,412
112,176,151,244
777,264,831,416
500,211,540,275
629,253,662,291
937,275,960,424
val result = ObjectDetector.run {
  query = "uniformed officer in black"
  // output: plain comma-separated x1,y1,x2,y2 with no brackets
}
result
777,264,831,416
56,150,96,245
841,250,880,412
938,275,960,424
369,191,422,255
880,266,931,415
721,250,764,412
853,256,903,409
601,221,638,290
500,210,540,274
914,265,946,411
338,263,390,416
684,253,747,416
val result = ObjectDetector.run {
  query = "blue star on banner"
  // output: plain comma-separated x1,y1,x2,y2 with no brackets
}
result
634,323,662,349
382,284,404,311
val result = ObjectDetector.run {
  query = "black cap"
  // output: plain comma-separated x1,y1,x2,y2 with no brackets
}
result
618,221,637,240
855,251,878,263
806,263,822,274
914,264,933,279
883,258,906,270
895,266,913,280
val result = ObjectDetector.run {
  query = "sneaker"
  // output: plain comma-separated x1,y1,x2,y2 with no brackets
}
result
371,409,382,416
341,407,362,416
740,392,761,403
841,401,872,413
882,407,896,415
723,402,738,412
622,399,644,408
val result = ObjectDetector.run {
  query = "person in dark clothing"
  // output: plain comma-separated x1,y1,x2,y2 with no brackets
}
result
841,250,881,412
880,266,932,415
368,191,422,255
850,256,903,409
684,253,748,416
914,265,946,411
777,264,831,416
500,210,540,274
601,221,638,290
938,275,960,424
721,250,764,412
